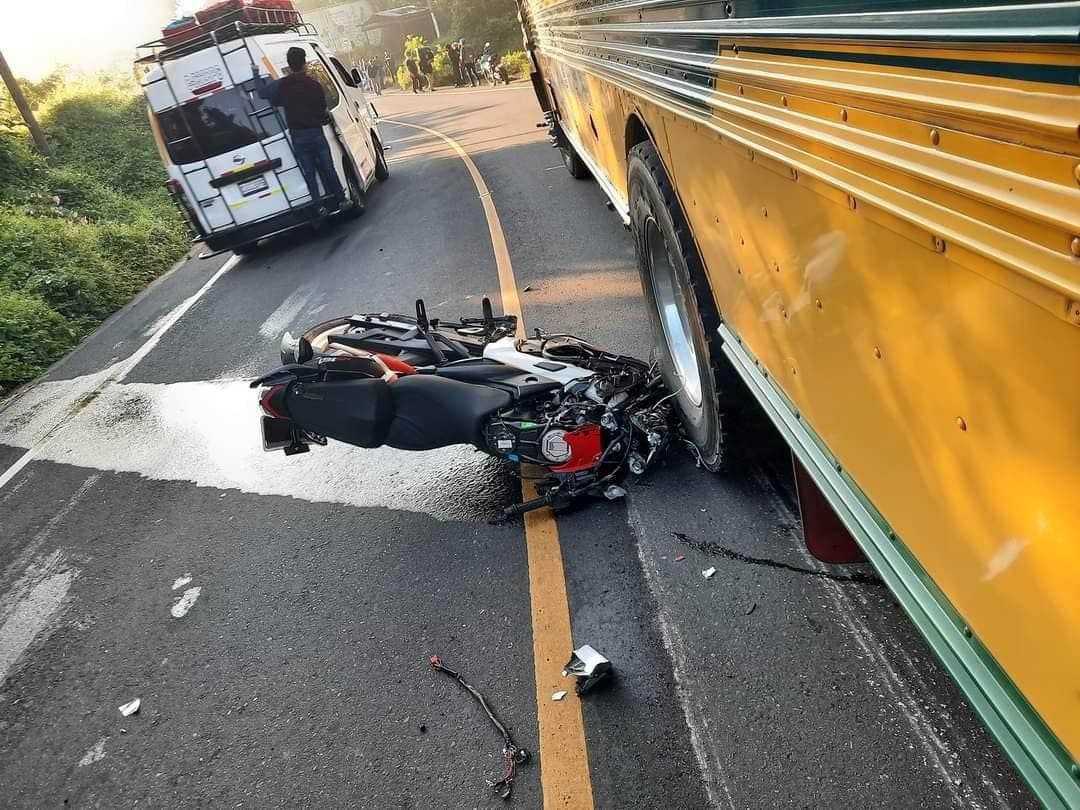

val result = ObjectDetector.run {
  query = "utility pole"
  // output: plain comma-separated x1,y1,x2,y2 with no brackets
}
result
0,48,52,157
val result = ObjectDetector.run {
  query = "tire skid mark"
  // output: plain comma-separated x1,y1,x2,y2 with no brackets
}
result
753,469,1008,810
628,503,736,810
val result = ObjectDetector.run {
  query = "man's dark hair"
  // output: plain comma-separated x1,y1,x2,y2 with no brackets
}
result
286,47,306,71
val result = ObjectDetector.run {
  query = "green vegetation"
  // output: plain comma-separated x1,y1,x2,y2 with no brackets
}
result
396,35,529,90
0,75,187,391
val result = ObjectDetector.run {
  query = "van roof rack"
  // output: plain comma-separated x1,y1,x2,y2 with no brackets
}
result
135,19,319,65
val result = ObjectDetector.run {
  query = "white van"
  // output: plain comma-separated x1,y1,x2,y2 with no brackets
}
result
138,22,387,255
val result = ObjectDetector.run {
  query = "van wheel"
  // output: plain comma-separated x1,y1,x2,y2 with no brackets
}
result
374,137,390,181
628,140,727,471
345,169,366,219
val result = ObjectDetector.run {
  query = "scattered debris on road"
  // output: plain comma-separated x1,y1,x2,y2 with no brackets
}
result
674,555,686,562
563,644,612,695
171,574,192,591
429,655,529,800
170,586,201,618
702,567,717,579
118,698,141,717
745,602,757,616
551,690,567,701
522,285,534,292
78,737,107,766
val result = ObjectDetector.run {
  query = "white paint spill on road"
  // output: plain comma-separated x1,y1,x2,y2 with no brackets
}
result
172,575,192,591
0,550,79,685
0,365,120,449
627,504,735,810
34,378,508,521
170,586,201,618
78,738,107,766
258,284,316,340
0,255,239,492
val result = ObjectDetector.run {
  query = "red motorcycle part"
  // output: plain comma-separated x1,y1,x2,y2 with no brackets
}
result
258,384,289,419
376,353,417,375
552,425,603,473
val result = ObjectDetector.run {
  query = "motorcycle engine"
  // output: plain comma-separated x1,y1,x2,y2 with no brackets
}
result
483,336,677,497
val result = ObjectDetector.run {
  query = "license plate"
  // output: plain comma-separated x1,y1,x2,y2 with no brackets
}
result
261,415,295,451
239,176,269,197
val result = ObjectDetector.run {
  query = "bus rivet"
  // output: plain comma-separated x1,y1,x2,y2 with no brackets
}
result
791,367,797,376
738,84,744,95
963,625,973,638
780,95,788,106
1067,300,1080,324
1071,763,1080,779
840,108,848,122
930,128,941,146
1070,236,1080,256
773,261,781,273
815,299,823,310
761,207,768,217
847,195,857,210
956,416,967,432
1072,164,1080,186
933,235,946,253
873,347,882,359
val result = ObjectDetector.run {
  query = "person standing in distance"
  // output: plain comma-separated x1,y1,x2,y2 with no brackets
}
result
252,46,346,216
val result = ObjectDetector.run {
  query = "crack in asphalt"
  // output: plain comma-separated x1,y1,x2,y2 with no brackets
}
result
671,531,884,586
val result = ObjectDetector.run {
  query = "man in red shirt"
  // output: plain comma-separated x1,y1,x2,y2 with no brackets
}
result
253,46,345,215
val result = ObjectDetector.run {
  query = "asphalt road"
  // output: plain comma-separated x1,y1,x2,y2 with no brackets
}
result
0,85,1036,809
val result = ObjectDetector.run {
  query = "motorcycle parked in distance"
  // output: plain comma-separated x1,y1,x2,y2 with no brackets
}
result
252,299,678,516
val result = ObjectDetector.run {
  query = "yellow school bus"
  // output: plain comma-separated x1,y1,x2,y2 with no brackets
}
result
517,1,1080,805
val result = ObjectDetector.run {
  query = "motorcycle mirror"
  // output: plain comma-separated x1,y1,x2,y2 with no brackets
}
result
280,331,312,365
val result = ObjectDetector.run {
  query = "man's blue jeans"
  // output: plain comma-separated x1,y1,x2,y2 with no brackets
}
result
291,127,344,210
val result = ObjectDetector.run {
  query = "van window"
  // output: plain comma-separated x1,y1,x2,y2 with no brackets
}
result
305,62,340,110
156,87,282,165
329,56,356,88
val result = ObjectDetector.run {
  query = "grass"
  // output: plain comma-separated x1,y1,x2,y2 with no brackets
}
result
0,76,188,392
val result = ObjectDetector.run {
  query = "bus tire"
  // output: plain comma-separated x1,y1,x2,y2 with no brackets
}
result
560,131,590,180
628,140,726,471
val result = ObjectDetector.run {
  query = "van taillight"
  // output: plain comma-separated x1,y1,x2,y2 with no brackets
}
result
259,385,290,420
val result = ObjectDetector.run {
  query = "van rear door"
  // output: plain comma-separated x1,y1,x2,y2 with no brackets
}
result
148,46,310,231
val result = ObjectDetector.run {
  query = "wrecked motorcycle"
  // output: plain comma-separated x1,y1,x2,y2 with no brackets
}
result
252,299,678,516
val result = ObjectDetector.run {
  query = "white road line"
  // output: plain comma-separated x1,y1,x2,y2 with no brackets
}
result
0,255,240,492
627,503,735,810
0,474,100,591
0,550,79,685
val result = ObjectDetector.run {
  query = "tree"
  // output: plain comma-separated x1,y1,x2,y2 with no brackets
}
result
0,50,52,156
431,0,521,53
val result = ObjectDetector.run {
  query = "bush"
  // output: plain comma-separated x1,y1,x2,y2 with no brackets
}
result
0,292,76,390
500,51,530,80
0,76,188,388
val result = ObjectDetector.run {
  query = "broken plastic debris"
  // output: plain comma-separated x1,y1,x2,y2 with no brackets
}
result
562,644,612,695
551,690,567,701
702,567,717,579
674,555,686,562
118,698,141,717
523,285,534,292
745,602,757,616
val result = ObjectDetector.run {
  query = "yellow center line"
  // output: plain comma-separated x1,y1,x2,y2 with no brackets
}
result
385,118,595,809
